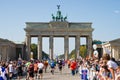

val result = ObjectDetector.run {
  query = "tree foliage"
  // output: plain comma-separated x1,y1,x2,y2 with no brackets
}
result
30,44,49,59
69,45,87,59
31,44,37,59
80,45,87,58
92,40,102,44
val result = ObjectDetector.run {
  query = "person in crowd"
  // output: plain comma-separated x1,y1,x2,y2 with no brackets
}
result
0,62,7,80
79,60,83,76
67,60,71,68
62,59,65,69
101,65,112,80
116,66,120,80
12,61,17,79
34,61,38,79
75,59,79,74
70,59,77,76
44,60,48,73
49,60,56,75
58,59,63,74
17,60,23,80
25,61,31,80
38,60,44,79
89,63,96,80
0,71,4,80
102,53,118,80
8,61,14,79
28,61,34,80
80,64,89,80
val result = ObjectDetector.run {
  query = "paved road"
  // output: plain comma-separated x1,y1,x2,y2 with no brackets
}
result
41,66,80,80
20,65,80,80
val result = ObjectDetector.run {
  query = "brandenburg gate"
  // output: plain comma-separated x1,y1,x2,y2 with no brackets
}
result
24,5,94,60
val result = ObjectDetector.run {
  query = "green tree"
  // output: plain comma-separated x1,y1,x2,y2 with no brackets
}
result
80,45,87,58
30,43,49,59
92,40,103,44
69,45,87,59
69,50,75,59
31,44,37,59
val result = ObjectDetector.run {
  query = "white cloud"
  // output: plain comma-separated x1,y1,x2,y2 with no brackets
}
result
114,10,120,14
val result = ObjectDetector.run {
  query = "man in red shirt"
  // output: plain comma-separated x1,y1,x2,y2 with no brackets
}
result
70,60,77,76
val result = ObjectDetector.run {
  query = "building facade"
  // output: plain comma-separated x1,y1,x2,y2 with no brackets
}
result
102,38,120,60
0,38,16,61
0,38,25,61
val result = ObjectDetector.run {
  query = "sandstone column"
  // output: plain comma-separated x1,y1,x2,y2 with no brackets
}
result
0,46,1,61
75,35,80,59
26,35,31,60
21,47,24,59
49,36,54,60
64,36,69,60
38,35,42,60
87,36,92,58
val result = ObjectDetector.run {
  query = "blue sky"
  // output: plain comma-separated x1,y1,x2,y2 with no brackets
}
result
0,0,120,55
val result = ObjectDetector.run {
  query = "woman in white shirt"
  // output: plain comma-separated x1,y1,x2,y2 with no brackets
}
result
8,61,13,79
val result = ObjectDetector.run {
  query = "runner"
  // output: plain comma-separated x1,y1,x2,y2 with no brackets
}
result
44,60,48,73
34,61,38,79
17,60,23,80
38,61,44,79
28,61,34,80
25,61,31,80
70,60,77,76
8,61,13,79
58,60,62,74
67,60,71,68
50,60,56,75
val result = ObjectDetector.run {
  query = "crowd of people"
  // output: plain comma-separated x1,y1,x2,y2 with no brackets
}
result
0,53,120,80
67,53,120,80
0,58,66,80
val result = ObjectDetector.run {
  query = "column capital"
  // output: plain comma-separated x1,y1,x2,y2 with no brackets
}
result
88,35,92,39
26,34,31,37
64,35,69,38
76,35,81,38
38,35,42,40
